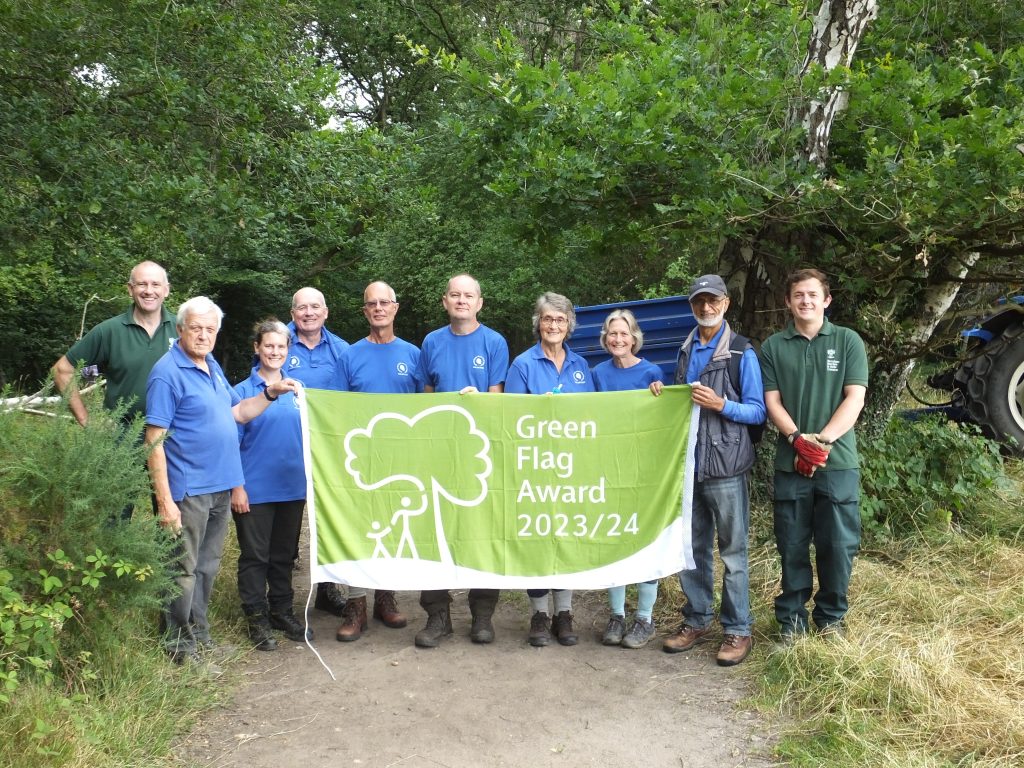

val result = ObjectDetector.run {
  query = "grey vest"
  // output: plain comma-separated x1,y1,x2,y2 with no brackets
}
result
675,323,755,481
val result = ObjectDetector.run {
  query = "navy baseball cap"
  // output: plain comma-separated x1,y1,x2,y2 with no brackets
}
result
687,274,728,301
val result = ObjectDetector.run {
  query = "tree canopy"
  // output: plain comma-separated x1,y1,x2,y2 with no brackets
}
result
2,1,1021,409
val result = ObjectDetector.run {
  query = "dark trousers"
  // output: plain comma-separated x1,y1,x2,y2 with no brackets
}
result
772,469,861,631
233,499,305,612
420,589,499,614
163,491,231,655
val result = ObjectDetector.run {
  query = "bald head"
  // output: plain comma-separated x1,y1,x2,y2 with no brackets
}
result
443,274,484,329
292,287,326,310
126,261,170,316
290,286,329,345
362,281,399,337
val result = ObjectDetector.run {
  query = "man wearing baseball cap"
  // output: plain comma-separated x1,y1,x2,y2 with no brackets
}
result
653,274,766,666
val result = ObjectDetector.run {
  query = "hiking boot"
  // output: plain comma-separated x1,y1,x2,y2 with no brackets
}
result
170,649,202,666
528,611,551,647
777,625,807,648
415,608,453,648
717,634,753,666
314,583,346,616
818,622,847,642
171,650,223,677
552,610,578,646
602,614,626,646
373,590,407,628
246,613,278,652
469,604,496,644
662,624,711,653
621,617,656,649
335,596,368,642
269,609,314,642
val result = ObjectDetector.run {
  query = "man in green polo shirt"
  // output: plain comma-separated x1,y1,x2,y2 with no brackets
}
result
52,261,176,426
761,268,869,643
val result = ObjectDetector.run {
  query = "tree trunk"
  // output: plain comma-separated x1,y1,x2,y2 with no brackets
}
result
722,2,880,330
790,0,879,169
858,253,982,441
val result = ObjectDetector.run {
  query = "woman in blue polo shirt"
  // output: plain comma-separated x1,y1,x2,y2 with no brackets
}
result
506,292,594,648
231,319,312,651
591,309,665,650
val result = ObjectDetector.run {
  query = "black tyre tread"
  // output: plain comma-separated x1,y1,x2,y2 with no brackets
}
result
956,321,1024,453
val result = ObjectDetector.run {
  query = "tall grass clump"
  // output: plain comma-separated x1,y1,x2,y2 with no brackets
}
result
0,386,223,766
748,414,1024,767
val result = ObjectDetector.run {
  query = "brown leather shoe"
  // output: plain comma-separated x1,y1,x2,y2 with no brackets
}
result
662,624,712,653
716,634,753,666
335,596,367,642
372,590,407,628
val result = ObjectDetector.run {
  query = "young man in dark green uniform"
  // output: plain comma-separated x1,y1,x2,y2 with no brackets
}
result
52,260,176,426
760,268,869,642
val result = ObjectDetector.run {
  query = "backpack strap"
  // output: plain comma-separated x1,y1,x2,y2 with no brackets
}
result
726,332,753,393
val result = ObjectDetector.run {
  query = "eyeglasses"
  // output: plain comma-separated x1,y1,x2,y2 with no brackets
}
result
540,316,569,327
363,299,396,309
690,295,726,308
293,303,324,312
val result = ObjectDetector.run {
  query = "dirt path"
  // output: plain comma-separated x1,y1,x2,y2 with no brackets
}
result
178,588,778,768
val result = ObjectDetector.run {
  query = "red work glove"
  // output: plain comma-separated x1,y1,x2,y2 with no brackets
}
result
793,434,830,467
794,454,818,477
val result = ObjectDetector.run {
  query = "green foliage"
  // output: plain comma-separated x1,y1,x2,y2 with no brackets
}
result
860,416,1008,539
0,386,176,704
0,0,343,384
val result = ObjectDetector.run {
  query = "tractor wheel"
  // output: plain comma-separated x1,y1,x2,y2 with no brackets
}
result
955,321,1024,453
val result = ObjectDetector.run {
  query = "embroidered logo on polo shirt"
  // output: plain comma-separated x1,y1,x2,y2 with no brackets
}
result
396,362,409,376
826,348,839,372
473,355,486,369
572,370,586,384
289,355,301,369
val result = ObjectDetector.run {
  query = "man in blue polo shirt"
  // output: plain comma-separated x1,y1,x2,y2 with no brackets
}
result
285,286,350,616
333,280,422,642
286,287,349,389
414,274,509,648
146,296,299,667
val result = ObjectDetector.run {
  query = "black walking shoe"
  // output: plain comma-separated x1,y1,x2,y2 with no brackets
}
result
314,583,347,616
552,611,578,646
414,609,453,648
246,614,278,652
270,609,314,642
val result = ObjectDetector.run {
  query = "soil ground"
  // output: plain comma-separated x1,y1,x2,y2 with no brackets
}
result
177,586,779,768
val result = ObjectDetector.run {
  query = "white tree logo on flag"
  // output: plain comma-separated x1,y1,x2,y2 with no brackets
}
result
342,405,492,565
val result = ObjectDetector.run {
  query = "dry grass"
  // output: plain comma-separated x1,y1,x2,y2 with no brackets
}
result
650,457,1024,766
746,522,1024,765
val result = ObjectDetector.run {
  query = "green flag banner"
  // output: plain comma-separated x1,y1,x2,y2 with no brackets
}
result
301,386,698,590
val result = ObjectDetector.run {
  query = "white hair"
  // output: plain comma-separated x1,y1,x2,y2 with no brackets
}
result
176,296,224,330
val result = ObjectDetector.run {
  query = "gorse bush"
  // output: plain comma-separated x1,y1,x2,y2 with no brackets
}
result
0,386,176,703
860,416,1008,539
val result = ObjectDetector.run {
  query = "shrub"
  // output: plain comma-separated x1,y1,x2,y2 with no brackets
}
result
860,415,1008,539
0,386,176,702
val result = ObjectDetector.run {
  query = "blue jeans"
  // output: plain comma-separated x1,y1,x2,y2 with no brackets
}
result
162,491,231,656
680,474,753,635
